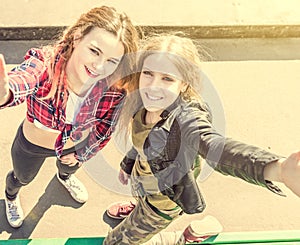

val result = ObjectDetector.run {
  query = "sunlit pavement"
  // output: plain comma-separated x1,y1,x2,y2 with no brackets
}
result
1,49,300,241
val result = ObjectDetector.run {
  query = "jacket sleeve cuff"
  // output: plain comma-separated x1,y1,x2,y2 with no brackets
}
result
215,139,286,197
265,180,286,197
256,155,286,197
120,156,136,175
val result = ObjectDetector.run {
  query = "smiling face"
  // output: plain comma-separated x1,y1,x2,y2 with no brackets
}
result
66,27,125,89
139,53,187,113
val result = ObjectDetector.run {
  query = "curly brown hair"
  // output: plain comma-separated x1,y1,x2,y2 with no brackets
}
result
43,6,139,99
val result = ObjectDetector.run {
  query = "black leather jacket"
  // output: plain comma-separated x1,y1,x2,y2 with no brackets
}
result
121,97,284,214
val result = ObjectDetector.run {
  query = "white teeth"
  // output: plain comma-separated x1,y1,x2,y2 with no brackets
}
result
146,93,162,101
86,67,98,76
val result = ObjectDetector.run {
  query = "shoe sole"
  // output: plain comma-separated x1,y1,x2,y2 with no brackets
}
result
8,220,23,228
189,215,223,236
5,197,24,228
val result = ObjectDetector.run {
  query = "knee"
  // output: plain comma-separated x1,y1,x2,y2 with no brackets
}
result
7,170,32,186
17,175,33,186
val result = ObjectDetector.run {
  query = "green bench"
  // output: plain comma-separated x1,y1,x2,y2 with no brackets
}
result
1,230,300,244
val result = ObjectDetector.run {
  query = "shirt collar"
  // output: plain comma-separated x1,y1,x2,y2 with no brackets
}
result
160,96,182,119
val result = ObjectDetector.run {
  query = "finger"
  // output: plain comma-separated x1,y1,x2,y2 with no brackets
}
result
119,172,126,184
61,156,76,162
61,161,77,166
120,179,128,185
60,157,72,163
60,155,71,160
60,160,71,165
118,172,123,182
60,158,71,163
68,162,78,167
122,174,129,185
295,151,300,159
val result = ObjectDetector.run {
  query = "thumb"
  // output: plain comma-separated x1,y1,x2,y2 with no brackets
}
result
119,170,129,185
0,54,8,82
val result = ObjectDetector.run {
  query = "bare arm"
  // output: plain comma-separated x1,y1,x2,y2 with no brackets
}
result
0,54,11,106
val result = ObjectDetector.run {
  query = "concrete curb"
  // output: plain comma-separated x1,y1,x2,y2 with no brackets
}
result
1,25,300,41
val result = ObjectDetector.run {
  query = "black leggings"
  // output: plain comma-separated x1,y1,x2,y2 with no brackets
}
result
5,122,88,200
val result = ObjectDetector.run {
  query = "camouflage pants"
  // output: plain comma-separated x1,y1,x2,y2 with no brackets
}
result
103,197,184,245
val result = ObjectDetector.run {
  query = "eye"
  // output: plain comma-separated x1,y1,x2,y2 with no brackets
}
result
107,59,118,65
90,48,100,56
162,76,174,82
142,70,152,76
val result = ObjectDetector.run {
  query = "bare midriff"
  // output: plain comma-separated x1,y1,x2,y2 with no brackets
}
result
22,118,90,150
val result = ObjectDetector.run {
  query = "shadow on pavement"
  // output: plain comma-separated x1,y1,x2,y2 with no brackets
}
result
0,175,84,240
102,212,123,229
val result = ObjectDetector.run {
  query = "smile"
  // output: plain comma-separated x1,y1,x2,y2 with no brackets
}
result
85,66,100,78
145,92,163,101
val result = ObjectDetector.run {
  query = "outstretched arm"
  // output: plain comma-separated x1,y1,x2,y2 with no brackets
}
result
264,152,300,197
0,54,11,105
183,102,297,197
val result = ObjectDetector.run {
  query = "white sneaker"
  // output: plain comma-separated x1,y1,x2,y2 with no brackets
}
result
5,195,24,228
56,173,88,203
183,215,223,243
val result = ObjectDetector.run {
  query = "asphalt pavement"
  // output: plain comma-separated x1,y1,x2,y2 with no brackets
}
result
1,46,300,242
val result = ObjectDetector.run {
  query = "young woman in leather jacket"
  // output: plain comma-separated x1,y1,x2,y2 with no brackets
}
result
103,34,300,245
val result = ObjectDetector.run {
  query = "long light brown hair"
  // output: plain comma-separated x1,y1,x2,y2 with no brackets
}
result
42,6,139,99
116,34,210,138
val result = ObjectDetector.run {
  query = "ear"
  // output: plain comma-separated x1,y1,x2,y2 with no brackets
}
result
181,82,189,93
73,29,82,48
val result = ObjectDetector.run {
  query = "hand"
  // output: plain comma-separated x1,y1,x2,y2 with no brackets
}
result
119,168,130,185
281,151,300,197
0,54,10,105
60,153,82,167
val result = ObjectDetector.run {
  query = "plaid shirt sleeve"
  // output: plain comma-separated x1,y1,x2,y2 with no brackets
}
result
0,49,46,108
74,89,126,162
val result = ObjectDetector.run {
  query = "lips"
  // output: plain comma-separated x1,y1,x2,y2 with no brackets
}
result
85,66,100,78
145,92,163,101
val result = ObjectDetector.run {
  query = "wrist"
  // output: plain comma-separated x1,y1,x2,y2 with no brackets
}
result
277,157,286,183
0,89,11,106
264,157,286,182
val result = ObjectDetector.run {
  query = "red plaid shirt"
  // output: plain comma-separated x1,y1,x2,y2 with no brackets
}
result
1,48,126,162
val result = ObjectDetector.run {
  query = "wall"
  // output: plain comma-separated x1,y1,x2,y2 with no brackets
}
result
0,0,300,27
2,0,300,63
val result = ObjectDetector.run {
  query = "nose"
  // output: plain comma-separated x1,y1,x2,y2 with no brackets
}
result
93,64,105,74
149,75,161,89
92,58,105,74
